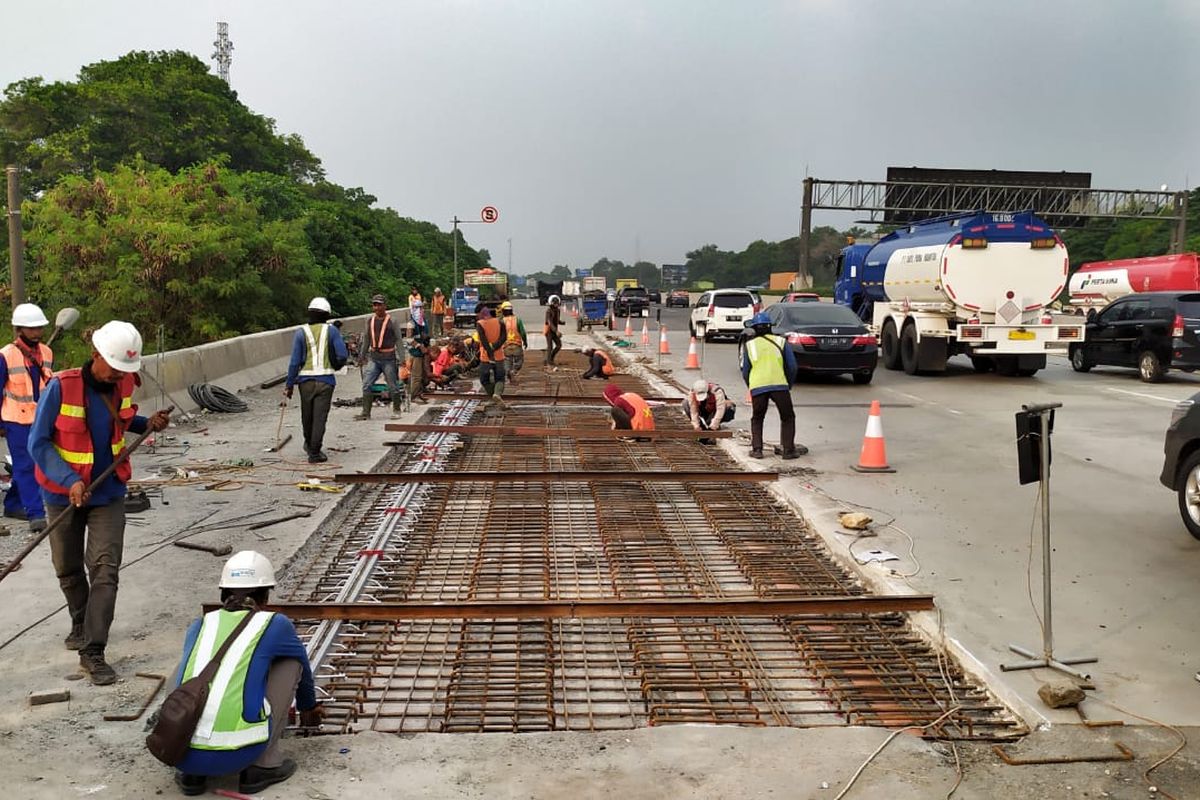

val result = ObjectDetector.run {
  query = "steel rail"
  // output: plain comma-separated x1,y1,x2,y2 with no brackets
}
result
334,470,778,484
383,424,733,439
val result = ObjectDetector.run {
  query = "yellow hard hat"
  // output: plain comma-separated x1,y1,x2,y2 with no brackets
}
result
500,301,513,311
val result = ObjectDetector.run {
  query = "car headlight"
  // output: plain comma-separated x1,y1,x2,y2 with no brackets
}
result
1171,399,1195,428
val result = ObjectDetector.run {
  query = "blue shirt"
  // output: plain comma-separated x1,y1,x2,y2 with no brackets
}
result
285,324,348,389
30,376,149,507
740,333,798,396
172,612,318,776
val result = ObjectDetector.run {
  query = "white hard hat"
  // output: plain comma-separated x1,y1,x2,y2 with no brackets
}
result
549,295,560,305
91,320,143,372
219,550,276,589
12,303,49,328
692,379,709,401
308,296,332,314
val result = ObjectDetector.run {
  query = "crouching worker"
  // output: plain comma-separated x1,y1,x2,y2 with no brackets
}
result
603,383,654,432
170,551,322,797
580,347,615,380
682,378,735,443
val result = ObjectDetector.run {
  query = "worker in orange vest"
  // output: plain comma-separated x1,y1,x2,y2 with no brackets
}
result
602,383,654,431
474,306,508,407
580,347,615,380
500,301,527,386
2,303,55,532
356,294,404,420
30,321,171,684
430,288,446,337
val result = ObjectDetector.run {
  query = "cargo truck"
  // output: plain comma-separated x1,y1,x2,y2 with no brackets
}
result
1068,253,1200,308
537,280,563,306
834,210,1083,376
582,276,607,293
453,268,508,327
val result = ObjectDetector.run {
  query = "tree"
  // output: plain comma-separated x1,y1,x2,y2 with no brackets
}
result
550,265,572,279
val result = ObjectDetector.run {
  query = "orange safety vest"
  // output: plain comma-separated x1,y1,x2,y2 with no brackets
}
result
596,350,614,377
368,313,394,353
34,369,137,495
504,316,523,346
431,294,446,315
620,392,655,431
476,317,506,363
0,341,53,425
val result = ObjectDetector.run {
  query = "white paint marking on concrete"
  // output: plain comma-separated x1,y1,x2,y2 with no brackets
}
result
1103,387,1181,405
885,388,927,404
946,408,963,416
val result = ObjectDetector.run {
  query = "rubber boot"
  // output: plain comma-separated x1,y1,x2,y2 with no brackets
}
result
354,394,372,421
494,381,510,410
391,395,404,419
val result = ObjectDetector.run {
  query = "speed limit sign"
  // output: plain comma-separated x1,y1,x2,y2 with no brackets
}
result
481,206,499,223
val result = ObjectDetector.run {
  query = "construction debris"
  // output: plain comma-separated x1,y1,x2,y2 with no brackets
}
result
992,741,1134,766
28,688,70,706
1038,680,1087,709
838,512,873,530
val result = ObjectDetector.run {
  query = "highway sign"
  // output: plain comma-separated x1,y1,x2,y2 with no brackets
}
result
481,206,499,223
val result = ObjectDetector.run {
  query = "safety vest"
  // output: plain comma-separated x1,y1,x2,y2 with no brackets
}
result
368,314,394,353
477,317,506,363
745,335,788,391
596,350,614,376
34,369,136,495
431,294,446,315
181,610,276,751
620,392,655,431
299,324,334,376
0,341,53,424
504,316,523,346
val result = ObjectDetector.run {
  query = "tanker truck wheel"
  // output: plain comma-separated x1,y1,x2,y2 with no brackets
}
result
881,321,901,370
899,324,920,375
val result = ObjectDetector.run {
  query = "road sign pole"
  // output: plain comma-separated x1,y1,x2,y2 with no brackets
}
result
452,216,460,289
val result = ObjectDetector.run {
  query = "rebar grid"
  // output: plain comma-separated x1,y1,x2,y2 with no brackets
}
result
286,354,1020,739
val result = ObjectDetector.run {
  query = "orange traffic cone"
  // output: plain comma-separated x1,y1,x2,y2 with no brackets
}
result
684,336,700,369
624,316,633,337
571,304,579,318
851,400,896,473
640,319,650,347
659,325,671,355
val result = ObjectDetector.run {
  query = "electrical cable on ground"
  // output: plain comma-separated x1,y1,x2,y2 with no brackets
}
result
1024,492,1045,636
187,383,249,413
832,705,964,800
1092,697,1187,800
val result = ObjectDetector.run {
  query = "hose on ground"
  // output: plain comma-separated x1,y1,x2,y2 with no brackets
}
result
187,383,249,413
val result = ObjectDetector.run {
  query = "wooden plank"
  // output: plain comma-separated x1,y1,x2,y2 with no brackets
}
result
333,470,778,484
204,595,936,620
382,424,732,439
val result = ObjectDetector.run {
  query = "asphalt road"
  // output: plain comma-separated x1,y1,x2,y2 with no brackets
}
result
534,299,1200,726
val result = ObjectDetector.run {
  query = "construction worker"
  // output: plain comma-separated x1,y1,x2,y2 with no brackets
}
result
475,306,508,406
682,378,735,443
430,288,446,337
170,551,322,797
356,294,403,421
740,311,803,460
603,383,655,431
406,334,430,405
544,295,562,370
580,347,615,380
30,321,171,684
409,298,428,339
500,301,528,386
406,286,423,335
1,303,54,532
284,297,348,464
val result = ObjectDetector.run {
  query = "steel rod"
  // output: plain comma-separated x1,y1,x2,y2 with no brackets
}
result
425,392,684,405
383,424,732,439
334,470,778,484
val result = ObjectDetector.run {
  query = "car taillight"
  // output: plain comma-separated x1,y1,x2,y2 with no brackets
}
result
787,333,817,346
1173,314,1185,338
851,335,877,346
707,305,714,318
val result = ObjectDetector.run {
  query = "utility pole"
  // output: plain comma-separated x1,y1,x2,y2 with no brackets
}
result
6,166,24,308
797,177,814,290
452,216,460,288
212,22,234,84
507,237,512,272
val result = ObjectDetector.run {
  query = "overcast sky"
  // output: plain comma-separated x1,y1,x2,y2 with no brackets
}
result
3,1,1198,272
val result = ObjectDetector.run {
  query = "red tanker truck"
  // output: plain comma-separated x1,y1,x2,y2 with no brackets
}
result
1068,252,1200,308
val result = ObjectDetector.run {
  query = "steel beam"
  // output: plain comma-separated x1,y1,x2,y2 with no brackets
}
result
424,392,684,405
210,595,935,620
383,423,732,439
334,470,778,484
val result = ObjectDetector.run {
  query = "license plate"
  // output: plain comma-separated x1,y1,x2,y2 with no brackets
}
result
642,310,649,317
1008,330,1036,341
728,315,741,322
819,337,851,350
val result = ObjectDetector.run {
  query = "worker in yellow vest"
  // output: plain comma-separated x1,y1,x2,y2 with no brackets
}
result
169,551,321,797
284,298,349,463
1,303,54,532
741,312,803,459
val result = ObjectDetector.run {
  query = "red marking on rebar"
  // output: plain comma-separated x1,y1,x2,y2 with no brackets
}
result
358,549,386,558
385,507,407,515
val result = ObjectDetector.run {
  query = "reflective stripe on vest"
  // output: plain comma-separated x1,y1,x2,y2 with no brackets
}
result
184,610,275,750
620,392,655,431
504,316,523,345
746,335,787,391
299,324,334,376
34,369,136,495
0,342,53,424
369,314,394,352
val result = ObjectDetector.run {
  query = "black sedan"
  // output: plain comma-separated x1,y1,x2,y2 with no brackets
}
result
739,302,878,384
1159,392,1200,539
666,290,690,308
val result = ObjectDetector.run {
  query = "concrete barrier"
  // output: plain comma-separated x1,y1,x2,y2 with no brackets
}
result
134,308,413,414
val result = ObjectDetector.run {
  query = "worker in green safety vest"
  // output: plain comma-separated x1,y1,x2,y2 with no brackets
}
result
284,297,348,464
169,551,323,797
740,311,805,460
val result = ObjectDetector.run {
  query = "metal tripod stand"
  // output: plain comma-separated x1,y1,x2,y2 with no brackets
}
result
1000,401,1098,681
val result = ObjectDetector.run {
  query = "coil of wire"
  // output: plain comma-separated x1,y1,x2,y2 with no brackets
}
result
187,383,249,413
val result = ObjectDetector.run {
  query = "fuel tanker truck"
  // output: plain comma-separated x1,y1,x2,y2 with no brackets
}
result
1068,252,1200,308
834,210,1083,376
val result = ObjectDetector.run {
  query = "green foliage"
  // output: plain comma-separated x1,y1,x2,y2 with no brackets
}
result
1060,188,1200,267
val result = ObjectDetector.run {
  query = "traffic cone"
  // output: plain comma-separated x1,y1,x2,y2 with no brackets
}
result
571,304,579,318
659,325,671,355
624,316,633,337
684,336,700,369
851,400,896,473
640,319,650,347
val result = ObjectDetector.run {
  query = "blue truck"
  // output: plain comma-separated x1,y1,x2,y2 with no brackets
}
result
833,211,1082,376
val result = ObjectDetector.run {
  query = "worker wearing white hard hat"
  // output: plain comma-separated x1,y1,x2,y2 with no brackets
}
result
169,551,321,795
1,302,54,531
29,319,171,686
285,297,348,463
681,378,736,443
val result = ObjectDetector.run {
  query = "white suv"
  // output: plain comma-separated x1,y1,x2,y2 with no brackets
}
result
690,289,760,341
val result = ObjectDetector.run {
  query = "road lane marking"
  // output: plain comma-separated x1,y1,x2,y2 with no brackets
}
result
1104,387,1183,405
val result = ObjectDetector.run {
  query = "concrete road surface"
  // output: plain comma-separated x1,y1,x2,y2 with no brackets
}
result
541,298,1200,728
